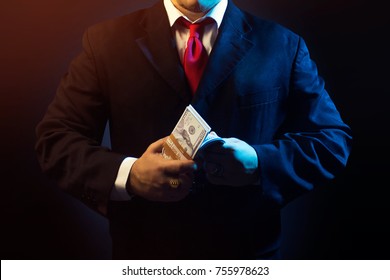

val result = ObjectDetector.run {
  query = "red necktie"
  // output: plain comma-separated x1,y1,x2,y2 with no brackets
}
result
179,17,212,94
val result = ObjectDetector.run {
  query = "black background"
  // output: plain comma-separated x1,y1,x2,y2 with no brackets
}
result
1,0,389,259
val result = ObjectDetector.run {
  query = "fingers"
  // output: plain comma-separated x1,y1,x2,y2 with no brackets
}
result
130,166,193,202
129,137,197,201
200,137,259,186
201,138,237,161
168,178,181,188
201,141,230,184
163,159,197,175
146,137,169,153
146,137,198,173
157,174,193,201
203,161,228,185
203,161,224,177
130,137,199,201
166,173,192,189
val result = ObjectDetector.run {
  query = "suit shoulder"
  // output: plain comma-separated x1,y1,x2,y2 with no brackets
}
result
85,9,147,41
243,11,300,42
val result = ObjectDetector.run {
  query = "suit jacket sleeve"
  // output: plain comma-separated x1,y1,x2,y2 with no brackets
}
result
253,37,352,206
35,28,126,215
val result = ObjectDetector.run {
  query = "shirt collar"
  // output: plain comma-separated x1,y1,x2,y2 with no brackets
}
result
163,0,228,27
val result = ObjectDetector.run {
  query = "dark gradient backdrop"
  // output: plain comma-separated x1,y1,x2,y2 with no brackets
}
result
1,0,389,259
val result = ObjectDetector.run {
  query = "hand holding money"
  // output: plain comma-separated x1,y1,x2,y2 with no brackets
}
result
127,137,197,202
160,105,260,187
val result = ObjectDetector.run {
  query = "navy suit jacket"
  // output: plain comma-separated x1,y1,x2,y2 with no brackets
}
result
36,0,352,259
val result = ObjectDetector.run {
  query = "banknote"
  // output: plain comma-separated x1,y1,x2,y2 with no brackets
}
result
162,105,224,160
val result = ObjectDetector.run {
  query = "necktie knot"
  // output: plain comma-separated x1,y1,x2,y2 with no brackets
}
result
189,24,200,39
178,17,213,39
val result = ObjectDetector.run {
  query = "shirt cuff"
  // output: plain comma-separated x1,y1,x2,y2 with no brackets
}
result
110,157,138,201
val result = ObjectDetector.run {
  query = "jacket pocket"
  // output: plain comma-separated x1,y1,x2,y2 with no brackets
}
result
238,87,280,108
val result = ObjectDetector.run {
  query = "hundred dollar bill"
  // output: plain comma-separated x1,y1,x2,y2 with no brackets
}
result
162,105,223,160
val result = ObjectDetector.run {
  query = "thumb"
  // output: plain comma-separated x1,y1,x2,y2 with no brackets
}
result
146,136,169,153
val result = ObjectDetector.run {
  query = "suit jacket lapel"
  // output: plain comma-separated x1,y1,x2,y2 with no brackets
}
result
136,1,189,100
194,1,254,102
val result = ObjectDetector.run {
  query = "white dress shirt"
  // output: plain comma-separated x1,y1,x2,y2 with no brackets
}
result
110,0,228,201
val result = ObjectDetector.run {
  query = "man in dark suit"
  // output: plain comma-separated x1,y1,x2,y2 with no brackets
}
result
35,0,352,259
